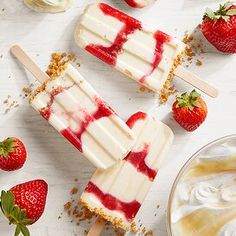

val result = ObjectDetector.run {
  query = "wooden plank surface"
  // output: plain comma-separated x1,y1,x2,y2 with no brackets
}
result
0,0,235,235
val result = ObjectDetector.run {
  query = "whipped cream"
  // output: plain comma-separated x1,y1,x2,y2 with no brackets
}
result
217,219,236,236
170,136,236,236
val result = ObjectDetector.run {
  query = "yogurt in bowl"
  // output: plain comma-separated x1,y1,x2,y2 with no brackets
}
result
167,135,236,236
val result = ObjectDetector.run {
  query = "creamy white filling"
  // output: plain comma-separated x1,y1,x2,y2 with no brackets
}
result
82,113,173,227
31,64,136,169
75,4,186,93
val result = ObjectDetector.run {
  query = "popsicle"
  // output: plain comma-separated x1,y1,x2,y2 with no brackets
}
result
124,0,154,8
74,3,218,98
11,45,136,170
80,111,174,232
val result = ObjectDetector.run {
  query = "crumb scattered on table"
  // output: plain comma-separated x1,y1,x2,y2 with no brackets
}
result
182,32,205,68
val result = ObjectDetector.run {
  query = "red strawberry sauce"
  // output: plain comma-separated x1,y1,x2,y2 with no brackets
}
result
61,98,112,152
85,3,171,83
85,181,141,221
85,3,142,66
39,86,113,152
84,112,158,221
125,143,157,181
140,31,171,83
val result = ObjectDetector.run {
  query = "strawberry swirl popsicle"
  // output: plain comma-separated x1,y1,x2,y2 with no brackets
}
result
80,111,174,231
75,3,186,94
124,0,154,8
30,64,136,169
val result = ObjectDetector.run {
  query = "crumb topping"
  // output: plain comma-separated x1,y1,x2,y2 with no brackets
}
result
29,52,77,103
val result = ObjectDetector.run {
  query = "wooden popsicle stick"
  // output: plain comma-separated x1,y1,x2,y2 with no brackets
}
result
174,66,218,98
10,45,50,84
87,216,106,236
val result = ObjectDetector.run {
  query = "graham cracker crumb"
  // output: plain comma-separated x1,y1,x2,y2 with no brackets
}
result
79,198,137,232
139,86,152,93
64,202,72,211
196,59,203,66
22,87,32,96
182,32,205,68
144,230,154,236
71,187,78,195
46,52,76,78
2,95,20,114
30,52,78,103
160,50,185,104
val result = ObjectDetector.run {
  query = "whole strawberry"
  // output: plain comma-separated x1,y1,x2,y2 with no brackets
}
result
201,1,236,54
172,90,208,132
0,137,27,171
0,180,48,236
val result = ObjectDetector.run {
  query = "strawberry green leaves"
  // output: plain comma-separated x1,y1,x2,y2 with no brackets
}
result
176,90,201,110
0,191,31,236
15,225,30,236
204,1,236,21
227,8,236,15
0,138,17,158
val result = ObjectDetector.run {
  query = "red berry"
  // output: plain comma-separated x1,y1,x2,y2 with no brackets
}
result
201,2,236,54
0,137,27,171
1,180,48,236
172,90,208,132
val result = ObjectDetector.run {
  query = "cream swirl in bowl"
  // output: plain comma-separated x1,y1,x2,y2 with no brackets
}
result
168,135,236,236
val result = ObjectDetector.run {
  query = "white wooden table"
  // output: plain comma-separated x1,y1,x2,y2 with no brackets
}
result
0,0,235,235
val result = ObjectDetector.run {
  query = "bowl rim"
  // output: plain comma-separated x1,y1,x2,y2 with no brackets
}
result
166,134,236,236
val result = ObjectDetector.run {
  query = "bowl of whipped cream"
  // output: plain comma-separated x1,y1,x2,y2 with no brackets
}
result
167,135,236,236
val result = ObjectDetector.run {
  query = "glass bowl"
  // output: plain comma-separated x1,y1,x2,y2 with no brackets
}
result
167,134,236,236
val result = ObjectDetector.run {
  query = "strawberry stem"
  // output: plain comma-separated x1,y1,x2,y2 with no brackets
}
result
176,90,202,110
204,1,236,21
0,191,31,236
0,138,17,158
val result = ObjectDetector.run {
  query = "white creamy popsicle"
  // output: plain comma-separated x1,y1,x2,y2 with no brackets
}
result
124,0,154,8
80,111,174,231
30,64,136,169
75,3,186,94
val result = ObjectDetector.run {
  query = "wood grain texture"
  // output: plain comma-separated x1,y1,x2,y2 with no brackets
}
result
0,0,235,235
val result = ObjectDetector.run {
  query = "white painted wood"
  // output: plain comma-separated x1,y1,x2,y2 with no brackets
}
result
0,0,235,235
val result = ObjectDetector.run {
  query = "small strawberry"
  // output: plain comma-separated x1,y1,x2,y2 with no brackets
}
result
172,90,208,132
0,180,48,236
0,137,27,171
201,1,236,53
